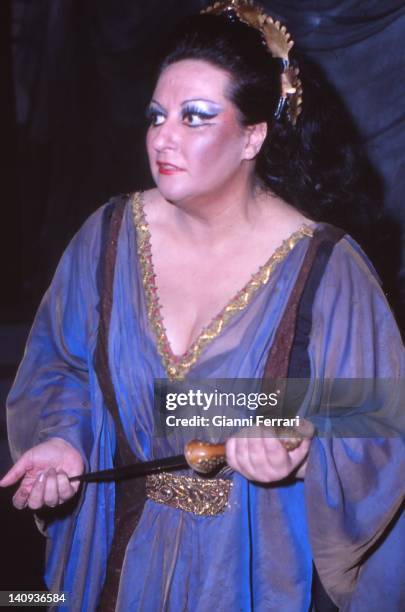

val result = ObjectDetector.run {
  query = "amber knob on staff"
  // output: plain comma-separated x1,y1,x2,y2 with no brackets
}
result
184,440,226,474
184,434,303,474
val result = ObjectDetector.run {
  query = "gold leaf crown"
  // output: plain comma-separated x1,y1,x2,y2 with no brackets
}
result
202,0,303,125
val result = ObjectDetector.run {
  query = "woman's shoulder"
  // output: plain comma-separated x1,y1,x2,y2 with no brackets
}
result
310,226,394,326
54,193,134,270
255,193,315,254
313,224,382,288
74,191,137,240
309,227,404,375
138,188,169,224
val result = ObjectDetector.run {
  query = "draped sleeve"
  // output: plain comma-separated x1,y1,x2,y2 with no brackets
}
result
6,206,105,465
305,236,405,610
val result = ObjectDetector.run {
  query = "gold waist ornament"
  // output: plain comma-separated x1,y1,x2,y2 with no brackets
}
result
146,472,233,516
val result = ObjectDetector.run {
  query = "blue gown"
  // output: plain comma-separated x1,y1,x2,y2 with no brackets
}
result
6,194,405,611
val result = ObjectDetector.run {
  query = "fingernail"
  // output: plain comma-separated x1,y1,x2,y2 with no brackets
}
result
13,497,26,510
38,472,45,483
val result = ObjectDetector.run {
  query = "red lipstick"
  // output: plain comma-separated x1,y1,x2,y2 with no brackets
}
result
157,162,184,175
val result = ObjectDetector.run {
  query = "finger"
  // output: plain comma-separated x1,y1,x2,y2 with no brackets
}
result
44,469,59,507
0,455,31,487
271,436,312,479
225,437,237,470
56,472,77,502
244,436,267,471
226,436,248,475
296,418,315,438
262,434,291,470
289,438,312,479
248,432,295,481
229,436,258,481
244,436,279,482
27,472,46,510
288,437,312,467
12,479,34,510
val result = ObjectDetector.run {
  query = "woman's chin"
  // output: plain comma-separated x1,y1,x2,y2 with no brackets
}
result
155,181,192,204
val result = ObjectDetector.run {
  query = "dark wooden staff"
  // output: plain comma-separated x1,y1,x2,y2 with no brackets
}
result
69,436,302,483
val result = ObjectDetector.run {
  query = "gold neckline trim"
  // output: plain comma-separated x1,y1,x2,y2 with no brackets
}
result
132,191,314,380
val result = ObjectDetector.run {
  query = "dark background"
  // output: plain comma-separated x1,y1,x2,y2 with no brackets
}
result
1,0,404,595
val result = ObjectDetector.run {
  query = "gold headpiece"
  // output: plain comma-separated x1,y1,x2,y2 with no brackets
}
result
202,0,303,125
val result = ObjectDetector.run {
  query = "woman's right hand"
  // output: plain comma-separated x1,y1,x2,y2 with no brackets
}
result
0,437,84,510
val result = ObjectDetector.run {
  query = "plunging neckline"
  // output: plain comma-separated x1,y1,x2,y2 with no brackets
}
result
131,191,314,380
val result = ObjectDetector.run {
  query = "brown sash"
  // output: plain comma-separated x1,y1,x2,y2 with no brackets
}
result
94,197,147,611
264,223,344,379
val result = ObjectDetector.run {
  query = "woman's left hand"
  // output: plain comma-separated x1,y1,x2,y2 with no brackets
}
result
225,422,314,483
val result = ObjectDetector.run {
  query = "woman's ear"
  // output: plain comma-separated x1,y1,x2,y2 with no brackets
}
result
243,122,268,160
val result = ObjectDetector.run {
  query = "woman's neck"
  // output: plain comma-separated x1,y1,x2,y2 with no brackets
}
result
152,184,276,247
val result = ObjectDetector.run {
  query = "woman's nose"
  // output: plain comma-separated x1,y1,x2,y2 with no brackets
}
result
152,118,180,151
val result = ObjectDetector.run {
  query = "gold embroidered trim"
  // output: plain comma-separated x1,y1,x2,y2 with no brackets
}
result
132,191,314,380
146,472,233,516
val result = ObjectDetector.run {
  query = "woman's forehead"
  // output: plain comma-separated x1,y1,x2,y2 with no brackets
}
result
154,59,233,104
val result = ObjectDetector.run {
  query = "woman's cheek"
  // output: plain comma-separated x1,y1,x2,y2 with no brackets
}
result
187,129,233,170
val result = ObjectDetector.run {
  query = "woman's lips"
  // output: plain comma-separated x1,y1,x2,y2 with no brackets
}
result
157,162,185,175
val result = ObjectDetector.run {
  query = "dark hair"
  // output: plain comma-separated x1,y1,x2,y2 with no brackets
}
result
157,12,382,244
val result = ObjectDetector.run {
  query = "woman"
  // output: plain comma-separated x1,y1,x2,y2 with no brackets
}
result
1,2,404,610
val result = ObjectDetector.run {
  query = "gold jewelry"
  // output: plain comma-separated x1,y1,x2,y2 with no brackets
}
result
146,472,233,516
202,0,303,125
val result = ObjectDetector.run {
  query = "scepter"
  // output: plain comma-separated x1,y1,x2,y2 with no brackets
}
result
69,436,302,483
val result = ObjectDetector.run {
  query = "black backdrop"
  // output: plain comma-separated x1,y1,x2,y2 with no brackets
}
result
1,0,405,327
0,0,404,594
0,0,405,328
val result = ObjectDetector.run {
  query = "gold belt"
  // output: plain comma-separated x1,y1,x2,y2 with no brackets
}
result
146,472,233,516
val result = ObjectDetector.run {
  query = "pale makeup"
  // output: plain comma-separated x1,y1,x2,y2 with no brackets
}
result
147,99,224,128
146,59,254,206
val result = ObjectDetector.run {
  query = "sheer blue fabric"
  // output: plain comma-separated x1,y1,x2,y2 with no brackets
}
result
7,198,405,611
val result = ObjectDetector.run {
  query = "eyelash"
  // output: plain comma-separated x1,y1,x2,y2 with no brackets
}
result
146,107,216,128
146,109,165,126
182,106,216,127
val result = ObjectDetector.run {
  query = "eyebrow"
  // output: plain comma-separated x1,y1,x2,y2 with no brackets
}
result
182,98,222,107
150,98,223,110
149,100,166,111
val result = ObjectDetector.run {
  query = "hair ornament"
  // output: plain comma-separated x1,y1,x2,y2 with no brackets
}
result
202,0,303,125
